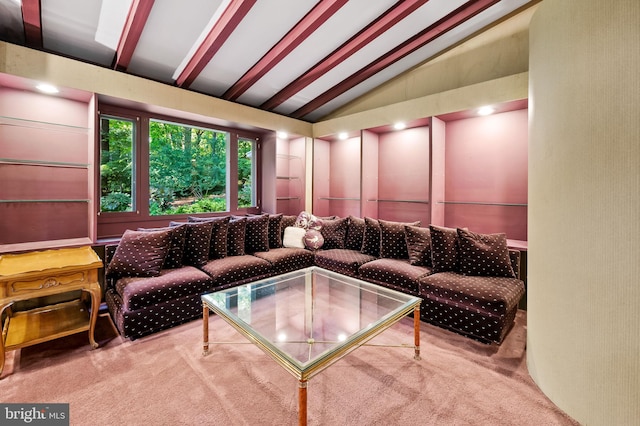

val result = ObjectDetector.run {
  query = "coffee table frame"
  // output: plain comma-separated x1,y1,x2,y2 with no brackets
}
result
201,267,421,425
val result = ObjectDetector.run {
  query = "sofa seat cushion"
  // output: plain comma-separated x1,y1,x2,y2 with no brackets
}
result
314,249,376,277
418,272,524,317
253,247,314,275
358,258,431,296
114,266,214,312
200,255,272,289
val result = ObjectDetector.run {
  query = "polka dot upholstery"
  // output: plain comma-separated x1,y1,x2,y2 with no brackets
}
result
379,219,420,259
429,225,461,272
314,249,376,277
360,217,381,257
456,228,515,278
261,213,284,248
320,217,348,249
418,271,525,343
359,258,431,296
404,225,431,266
169,221,213,267
253,247,314,275
187,216,230,259
200,255,272,289
227,217,247,256
345,216,365,250
238,214,270,253
106,229,172,278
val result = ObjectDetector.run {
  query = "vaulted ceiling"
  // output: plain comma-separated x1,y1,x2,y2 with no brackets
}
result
0,0,536,122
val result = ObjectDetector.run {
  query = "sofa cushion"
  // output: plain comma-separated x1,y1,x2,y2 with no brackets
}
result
418,271,524,318
200,255,272,289
429,225,460,273
360,217,381,257
304,229,324,250
170,221,213,267
227,217,247,256
114,266,214,311
263,213,284,248
456,228,515,278
106,229,172,278
283,226,306,248
314,249,376,277
239,214,270,253
405,225,431,267
137,225,187,269
253,247,314,275
345,215,365,251
320,217,348,249
187,215,230,259
358,258,431,296
379,219,420,259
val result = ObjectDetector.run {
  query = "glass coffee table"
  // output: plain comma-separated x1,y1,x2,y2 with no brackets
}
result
201,266,422,426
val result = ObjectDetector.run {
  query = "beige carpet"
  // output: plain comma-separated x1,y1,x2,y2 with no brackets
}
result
1,310,578,425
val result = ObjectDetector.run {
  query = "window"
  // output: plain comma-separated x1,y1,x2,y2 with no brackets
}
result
99,116,136,212
238,138,257,208
97,105,262,238
148,119,228,215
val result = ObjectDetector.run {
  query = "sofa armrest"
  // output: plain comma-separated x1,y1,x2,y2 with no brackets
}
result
508,249,521,279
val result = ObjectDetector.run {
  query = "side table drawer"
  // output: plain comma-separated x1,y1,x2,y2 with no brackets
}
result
8,270,93,296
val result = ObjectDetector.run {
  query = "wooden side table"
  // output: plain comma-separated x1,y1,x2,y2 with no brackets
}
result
0,246,103,376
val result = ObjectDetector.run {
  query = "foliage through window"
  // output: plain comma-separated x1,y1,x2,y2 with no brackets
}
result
100,116,135,212
238,138,256,208
148,119,228,216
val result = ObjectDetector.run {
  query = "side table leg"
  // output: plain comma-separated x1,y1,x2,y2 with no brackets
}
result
86,284,101,349
298,380,308,426
202,304,210,356
414,305,421,360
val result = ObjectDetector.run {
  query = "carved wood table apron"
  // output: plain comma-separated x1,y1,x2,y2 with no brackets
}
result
0,246,103,376
201,266,421,426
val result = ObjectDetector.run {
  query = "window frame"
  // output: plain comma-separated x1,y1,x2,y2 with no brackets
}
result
96,104,262,239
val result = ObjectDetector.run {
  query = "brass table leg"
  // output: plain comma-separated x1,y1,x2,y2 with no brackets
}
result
414,305,421,360
202,304,210,356
299,380,308,426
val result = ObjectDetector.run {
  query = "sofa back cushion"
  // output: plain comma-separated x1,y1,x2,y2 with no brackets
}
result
187,215,230,259
227,217,247,256
170,221,213,267
404,225,431,266
379,219,420,259
345,216,365,250
106,228,172,278
429,225,460,272
320,217,348,249
360,217,381,257
137,225,187,269
457,228,516,278
239,214,270,253
263,213,284,248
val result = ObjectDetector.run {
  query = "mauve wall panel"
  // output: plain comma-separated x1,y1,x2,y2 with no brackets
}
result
0,125,88,164
313,139,331,217
0,165,87,199
328,137,361,217
444,109,528,239
0,203,88,244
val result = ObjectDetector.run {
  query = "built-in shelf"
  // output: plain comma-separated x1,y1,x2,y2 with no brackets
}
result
318,197,360,201
277,197,299,201
368,199,429,204
276,154,302,160
0,115,88,133
276,176,299,180
438,201,528,207
0,158,89,169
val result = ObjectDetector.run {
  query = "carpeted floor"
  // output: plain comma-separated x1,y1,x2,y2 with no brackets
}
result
0,310,578,425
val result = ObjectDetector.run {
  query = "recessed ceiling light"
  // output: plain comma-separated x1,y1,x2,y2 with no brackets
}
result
478,106,495,116
338,132,348,140
36,83,59,94
277,131,288,139
393,122,406,130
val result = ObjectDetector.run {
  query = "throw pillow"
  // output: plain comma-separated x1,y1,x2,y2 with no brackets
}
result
170,221,213,267
457,228,516,278
227,217,247,256
187,215,230,259
379,219,420,259
404,225,431,266
304,229,324,250
106,228,171,278
345,216,365,251
283,226,306,249
294,211,323,230
137,225,187,269
320,217,348,249
239,214,270,253
261,213,284,248
360,217,381,257
429,225,460,273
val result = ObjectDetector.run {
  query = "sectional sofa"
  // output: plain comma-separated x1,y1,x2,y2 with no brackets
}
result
104,213,525,344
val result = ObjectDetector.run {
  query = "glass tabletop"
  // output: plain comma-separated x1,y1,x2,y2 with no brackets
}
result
201,266,421,380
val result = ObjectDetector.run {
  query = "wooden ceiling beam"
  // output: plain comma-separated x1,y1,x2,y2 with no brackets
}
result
114,0,155,71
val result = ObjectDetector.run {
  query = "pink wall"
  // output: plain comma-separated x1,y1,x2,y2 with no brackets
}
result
443,108,528,240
